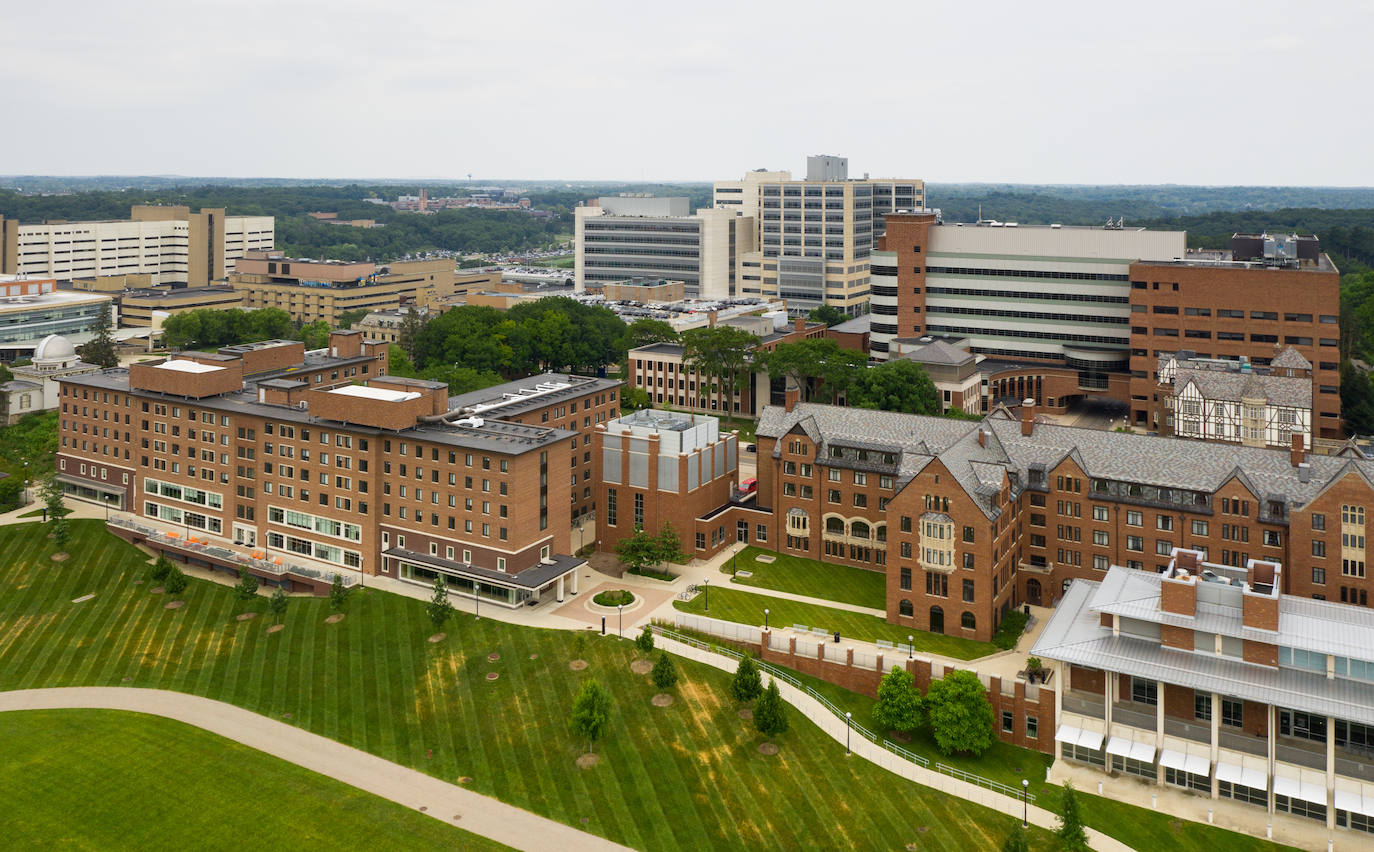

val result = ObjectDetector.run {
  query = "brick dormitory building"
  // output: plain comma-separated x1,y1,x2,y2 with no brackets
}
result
55,330,619,607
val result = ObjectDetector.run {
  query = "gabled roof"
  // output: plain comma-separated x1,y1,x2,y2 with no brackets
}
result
1270,347,1312,370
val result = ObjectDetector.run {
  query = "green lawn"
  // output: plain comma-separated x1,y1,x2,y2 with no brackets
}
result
0,520,1057,851
669,625,1295,852
675,585,998,660
2,708,508,850
726,546,887,609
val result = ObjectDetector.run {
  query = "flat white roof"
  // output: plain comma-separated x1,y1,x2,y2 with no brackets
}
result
155,359,224,374
328,384,420,403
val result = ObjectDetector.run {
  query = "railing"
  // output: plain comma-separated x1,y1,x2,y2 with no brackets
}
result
108,515,357,587
651,625,1033,803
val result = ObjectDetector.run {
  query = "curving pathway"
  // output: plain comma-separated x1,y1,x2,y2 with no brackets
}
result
0,687,632,852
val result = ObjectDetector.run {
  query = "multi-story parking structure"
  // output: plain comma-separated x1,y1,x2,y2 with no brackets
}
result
56,330,584,607
1036,549,1374,836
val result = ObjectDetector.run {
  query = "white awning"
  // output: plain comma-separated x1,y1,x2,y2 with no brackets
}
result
1334,789,1374,817
1216,761,1243,785
1129,741,1157,763
1055,725,1082,744
1159,749,1187,771
1298,781,1328,807
1077,728,1104,751
1240,767,1267,790
1184,754,1210,777
1105,736,1132,758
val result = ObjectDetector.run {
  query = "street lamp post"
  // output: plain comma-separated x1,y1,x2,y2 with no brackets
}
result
618,603,624,638
474,579,481,620
702,577,710,613
908,634,914,660
764,608,770,631
1021,779,1029,828
845,711,852,756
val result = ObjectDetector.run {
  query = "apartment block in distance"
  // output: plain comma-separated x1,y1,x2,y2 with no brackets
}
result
575,195,754,300
119,286,244,328
715,156,924,316
57,330,586,608
1036,547,1374,837
0,205,273,286
229,251,458,324
1128,233,1341,437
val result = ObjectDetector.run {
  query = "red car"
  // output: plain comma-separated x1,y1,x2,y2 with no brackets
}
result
740,478,757,494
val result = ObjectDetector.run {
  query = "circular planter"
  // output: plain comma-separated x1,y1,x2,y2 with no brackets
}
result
592,589,635,607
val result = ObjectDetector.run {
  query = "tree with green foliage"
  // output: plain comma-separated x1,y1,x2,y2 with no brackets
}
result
731,654,763,703
426,575,454,634
164,564,189,599
807,305,848,328
233,565,260,611
296,320,332,351
40,475,64,520
755,337,867,404
753,678,789,737
413,305,516,375
618,318,679,353
51,515,71,554
681,324,760,423
418,363,504,396
620,386,651,413
0,362,12,385
268,586,289,623
77,302,120,368
1000,824,1029,852
329,573,349,612
635,625,655,657
334,308,370,330
654,522,684,566
1056,781,1089,851
850,359,941,415
571,629,589,661
1341,360,1374,435
873,665,924,735
615,527,658,575
0,477,23,513
161,307,296,349
925,670,995,756
397,303,426,358
387,344,419,378
569,679,613,754
150,554,173,584
651,651,679,691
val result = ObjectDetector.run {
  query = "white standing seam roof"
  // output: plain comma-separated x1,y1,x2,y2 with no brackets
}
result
1033,580,1374,727
327,385,421,403
155,359,223,374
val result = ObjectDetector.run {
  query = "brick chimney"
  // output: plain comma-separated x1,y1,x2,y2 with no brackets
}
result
784,377,800,412
1020,398,1036,437
1290,432,1305,467
794,316,806,334
977,427,986,447
707,310,718,328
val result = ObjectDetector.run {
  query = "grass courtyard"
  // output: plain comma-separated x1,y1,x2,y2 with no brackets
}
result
2,709,507,850
0,520,1054,851
674,585,998,660
725,546,888,609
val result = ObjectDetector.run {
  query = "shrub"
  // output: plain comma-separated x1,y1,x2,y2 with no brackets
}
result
150,555,173,583
992,610,1030,650
651,652,679,690
329,573,349,612
593,589,635,607
268,587,289,623
874,665,923,735
164,565,189,599
1057,781,1089,851
426,575,454,633
234,566,260,608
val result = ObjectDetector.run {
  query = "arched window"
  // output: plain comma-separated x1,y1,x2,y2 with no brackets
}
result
851,520,870,540
929,605,945,634
874,524,886,543
826,516,845,535
961,612,977,631
1026,578,1042,606
899,599,913,617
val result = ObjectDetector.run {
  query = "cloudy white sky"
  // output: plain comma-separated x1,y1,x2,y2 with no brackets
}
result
2,0,1371,185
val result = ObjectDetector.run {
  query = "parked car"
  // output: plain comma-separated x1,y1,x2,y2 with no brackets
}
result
740,478,757,494
745,443,757,453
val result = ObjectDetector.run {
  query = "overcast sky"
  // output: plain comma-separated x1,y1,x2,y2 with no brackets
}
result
2,0,1371,185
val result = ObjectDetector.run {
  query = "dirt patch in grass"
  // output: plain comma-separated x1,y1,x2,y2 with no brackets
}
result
757,743,778,756
427,633,446,643
164,601,184,610
575,753,600,769
51,553,69,562
738,708,754,721
235,612,256,622
652,693,674,707
485,672,499,682
630,659,653,675
487,652,500,662
569,660,588,671
150,586,165,594
266,624,284,634
325,613,345,624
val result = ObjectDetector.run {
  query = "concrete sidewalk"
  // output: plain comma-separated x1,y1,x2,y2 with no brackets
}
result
0,687,631,852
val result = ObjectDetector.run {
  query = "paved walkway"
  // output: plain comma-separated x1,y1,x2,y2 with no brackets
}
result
0,687,631,852
655,635,1136,852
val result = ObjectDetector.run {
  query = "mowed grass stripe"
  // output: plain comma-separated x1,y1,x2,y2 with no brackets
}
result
0,521,1287,852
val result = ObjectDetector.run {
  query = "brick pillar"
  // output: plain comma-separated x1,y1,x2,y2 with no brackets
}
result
761,628,771,657
846,648,854,666
816,642,824,661
876,654,884,674
788,636,796,657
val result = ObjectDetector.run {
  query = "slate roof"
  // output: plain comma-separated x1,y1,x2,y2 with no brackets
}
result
1176,369,1312,408
829,314,871,334
1271,348,1313,370
901,338,975,367
757,401,1374,521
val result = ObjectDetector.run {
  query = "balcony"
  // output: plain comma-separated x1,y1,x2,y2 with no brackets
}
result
1111,702,1156,731
1063,690,1105,719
